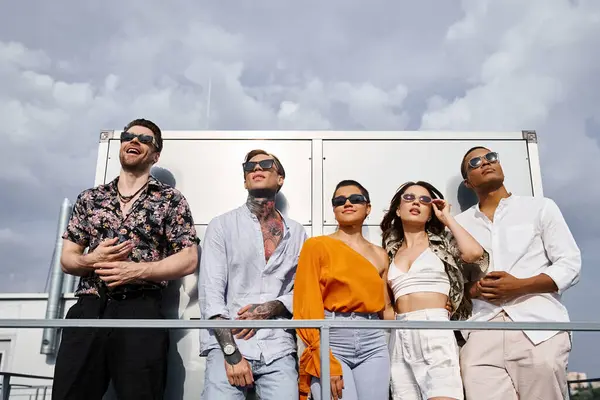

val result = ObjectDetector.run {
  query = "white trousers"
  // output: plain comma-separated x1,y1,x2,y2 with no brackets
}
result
389,308,463,400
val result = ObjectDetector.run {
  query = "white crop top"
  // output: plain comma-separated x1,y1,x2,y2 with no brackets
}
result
387,248,450,301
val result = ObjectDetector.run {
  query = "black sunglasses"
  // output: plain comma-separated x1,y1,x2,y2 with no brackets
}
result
468,151,499,169
120,131,157,148
401,193,432,205
242,159,276,172
332,194,368,207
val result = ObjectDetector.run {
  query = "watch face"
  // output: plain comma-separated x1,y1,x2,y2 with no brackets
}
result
224,345,235,355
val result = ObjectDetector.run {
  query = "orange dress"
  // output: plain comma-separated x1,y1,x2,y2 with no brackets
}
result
293,236,386,400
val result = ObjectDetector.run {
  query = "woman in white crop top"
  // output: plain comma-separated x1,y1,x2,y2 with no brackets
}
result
380,181,489,400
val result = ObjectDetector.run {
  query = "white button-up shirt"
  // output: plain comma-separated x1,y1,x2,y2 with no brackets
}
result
198,204,308,363
455,195,581,344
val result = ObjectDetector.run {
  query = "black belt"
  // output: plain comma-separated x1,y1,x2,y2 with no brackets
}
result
86,286,162,318
75,286,163,320
105,287,162,301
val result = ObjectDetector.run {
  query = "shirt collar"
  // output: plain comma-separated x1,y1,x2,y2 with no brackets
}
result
474,193,516,218
427,231,445,243
108,175,162,192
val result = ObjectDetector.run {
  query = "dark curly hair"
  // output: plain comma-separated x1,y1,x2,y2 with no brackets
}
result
332,179,370,203
380,181,445,252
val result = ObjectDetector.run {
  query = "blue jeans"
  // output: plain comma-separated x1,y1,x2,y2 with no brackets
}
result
310,311,390,400
201,349,298,400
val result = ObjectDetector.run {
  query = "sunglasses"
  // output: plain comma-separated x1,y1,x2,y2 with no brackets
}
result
243,159,277,172
468,151,499,170
120,131,157,148
401,193,433,205
332,194,368,207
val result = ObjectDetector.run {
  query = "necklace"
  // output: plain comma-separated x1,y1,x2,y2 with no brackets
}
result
117,181,149,204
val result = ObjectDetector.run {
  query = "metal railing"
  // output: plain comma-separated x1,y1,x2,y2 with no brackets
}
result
2,319,600,400
0,372,52,400
568,377,600,398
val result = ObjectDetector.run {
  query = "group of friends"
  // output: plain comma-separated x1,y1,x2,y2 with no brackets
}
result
51,118,581,400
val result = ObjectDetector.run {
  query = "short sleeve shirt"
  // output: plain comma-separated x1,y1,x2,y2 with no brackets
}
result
63,176,199,296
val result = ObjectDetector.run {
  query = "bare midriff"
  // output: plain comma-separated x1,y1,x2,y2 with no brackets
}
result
394,292,448,314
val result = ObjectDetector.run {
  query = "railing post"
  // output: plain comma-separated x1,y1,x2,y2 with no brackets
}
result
40,198,72,355
1,374,10,400
320,325,331,400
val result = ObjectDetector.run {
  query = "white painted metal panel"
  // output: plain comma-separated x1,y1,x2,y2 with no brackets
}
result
526,141,544,196
0,339,10,370
322,140,533,225
102,130,525,141
103,140,313,225
94,139,110,188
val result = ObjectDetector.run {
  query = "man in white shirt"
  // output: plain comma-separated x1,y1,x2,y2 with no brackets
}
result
455,146,581,400
199,149,307,399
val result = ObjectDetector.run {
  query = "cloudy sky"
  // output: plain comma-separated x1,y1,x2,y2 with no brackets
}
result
1,0,600,375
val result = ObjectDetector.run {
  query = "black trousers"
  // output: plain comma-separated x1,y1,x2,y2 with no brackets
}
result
52,292,169,400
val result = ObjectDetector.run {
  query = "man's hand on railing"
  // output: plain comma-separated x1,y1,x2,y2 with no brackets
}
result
224,358,254,388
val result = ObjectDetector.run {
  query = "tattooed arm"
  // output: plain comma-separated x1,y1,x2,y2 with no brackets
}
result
211,315,255,387
240,300,289,319
209,315,243,364
232,300,290,340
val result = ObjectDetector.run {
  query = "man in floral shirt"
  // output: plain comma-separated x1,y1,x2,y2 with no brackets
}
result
52,118,199,400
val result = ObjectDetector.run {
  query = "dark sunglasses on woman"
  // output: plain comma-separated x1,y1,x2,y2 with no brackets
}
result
332,194,368,207
401,193,433,205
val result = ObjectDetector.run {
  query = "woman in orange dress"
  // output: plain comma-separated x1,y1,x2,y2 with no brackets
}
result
293,180,391,400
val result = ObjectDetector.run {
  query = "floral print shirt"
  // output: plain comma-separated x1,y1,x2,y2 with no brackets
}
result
63,176,199,297
384,229,490,321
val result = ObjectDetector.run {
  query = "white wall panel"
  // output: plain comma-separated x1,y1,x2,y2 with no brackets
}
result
322,140,533,225
104,139,313,225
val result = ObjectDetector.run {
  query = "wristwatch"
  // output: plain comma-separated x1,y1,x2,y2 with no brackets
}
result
223,344,236,356
223,344,242,365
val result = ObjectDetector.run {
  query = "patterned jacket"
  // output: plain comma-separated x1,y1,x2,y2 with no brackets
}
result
384,229,490,321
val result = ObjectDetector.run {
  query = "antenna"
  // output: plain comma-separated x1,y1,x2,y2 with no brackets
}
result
205,76,212,130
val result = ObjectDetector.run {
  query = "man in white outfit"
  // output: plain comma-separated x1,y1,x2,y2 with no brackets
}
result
455,146,581,400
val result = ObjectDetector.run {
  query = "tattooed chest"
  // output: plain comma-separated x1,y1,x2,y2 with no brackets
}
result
260,218,283,261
